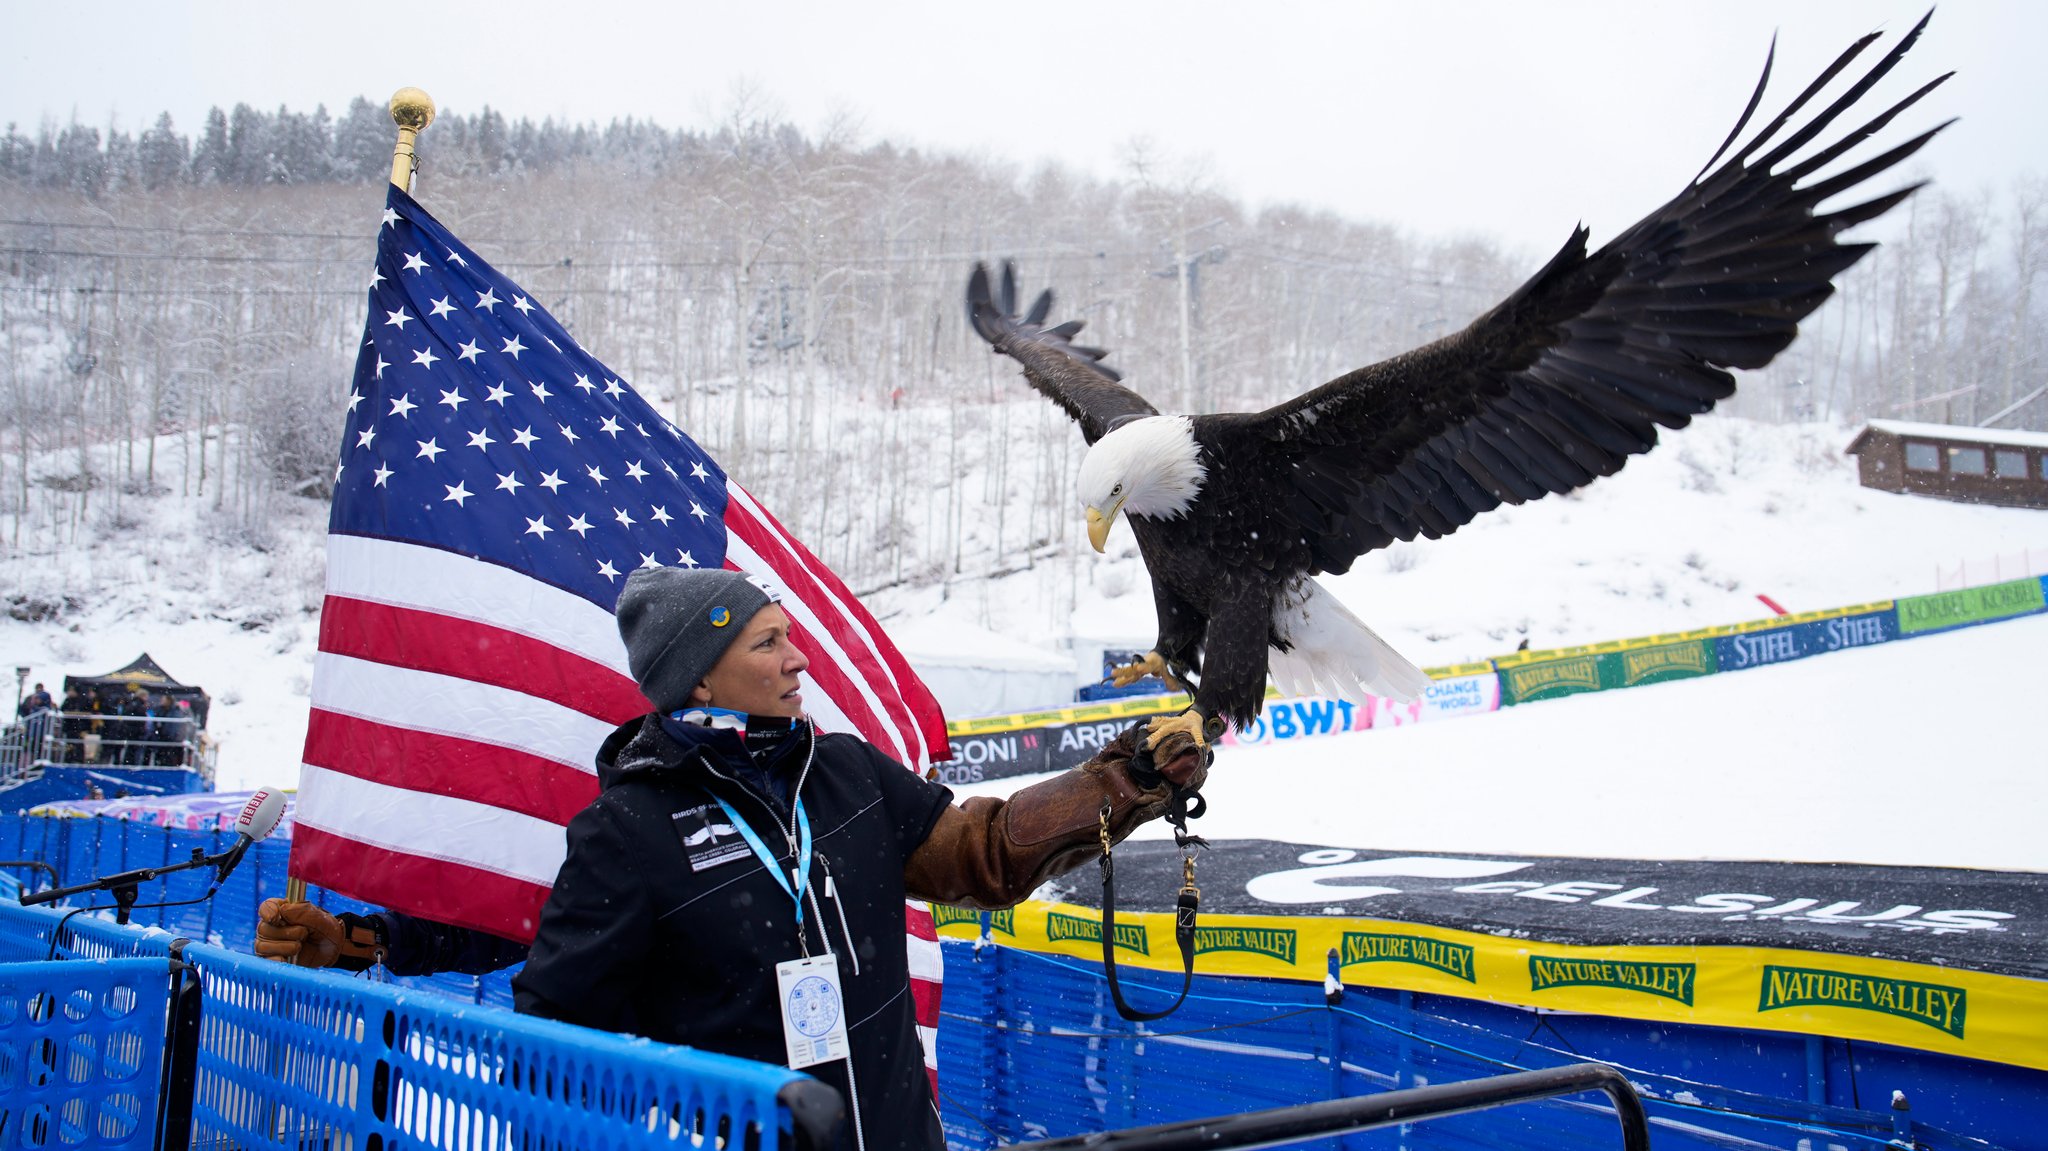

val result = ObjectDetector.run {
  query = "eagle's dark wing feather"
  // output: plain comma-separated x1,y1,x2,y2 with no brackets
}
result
1220,14,1949,577
967,261,1156,444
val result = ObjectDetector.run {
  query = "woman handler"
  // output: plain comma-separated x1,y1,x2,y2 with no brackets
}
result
511,566,1208,1151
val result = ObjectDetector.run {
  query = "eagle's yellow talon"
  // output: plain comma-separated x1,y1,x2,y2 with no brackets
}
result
1109,650,1182,691
1144,709,1208,749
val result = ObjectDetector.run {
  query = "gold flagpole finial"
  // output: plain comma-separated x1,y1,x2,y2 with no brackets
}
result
388,87,436,193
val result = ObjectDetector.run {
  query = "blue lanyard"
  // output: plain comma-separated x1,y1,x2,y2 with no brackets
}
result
713,795,813,930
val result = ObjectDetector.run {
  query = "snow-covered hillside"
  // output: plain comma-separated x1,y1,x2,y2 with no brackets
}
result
2,415,2042,826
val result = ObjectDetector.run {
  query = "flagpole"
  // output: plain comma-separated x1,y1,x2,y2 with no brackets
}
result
388,87,435,193
283,87,435,914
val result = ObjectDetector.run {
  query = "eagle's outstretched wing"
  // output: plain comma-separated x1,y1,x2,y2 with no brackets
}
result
1219,14,1950,577
967,261,1155,444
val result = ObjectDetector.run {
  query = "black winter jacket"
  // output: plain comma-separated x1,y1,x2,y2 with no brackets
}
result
513,714,952,1151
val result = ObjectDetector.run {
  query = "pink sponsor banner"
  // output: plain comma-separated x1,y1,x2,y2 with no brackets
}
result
1223,672,1501,746
31,790,300,835
1369,672,1501,729
1224,697,1372,746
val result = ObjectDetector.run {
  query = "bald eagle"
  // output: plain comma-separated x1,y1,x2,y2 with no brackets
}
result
968,16,1949,747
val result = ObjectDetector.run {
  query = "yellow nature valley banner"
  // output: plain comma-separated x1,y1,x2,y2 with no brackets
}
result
934,901,2048,1071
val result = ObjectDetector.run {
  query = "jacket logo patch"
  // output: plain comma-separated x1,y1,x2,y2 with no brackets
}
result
673,805,749,872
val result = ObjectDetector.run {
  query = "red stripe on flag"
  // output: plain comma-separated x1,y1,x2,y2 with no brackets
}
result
304,710,599,825
725,496,941,757
319,595,650,724
910,976,943,1023
777,611,892,749
731,492,950,755
291,823,553,943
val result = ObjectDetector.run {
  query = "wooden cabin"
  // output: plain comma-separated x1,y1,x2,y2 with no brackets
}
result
1845,420,2048,510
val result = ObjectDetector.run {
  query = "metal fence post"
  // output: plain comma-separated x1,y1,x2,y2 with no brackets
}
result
157,939,202,1151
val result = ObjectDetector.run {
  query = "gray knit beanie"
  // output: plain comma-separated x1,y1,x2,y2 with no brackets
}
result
615,567,782,713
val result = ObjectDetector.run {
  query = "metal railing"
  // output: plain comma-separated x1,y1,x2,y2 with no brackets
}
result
1009,1063,1650,1151
2,708,214,786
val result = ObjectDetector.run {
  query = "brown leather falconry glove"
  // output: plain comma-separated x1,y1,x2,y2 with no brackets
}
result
255,898,388,971
904,723,1210,910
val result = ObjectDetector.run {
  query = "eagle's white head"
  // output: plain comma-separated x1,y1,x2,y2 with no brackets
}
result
1078,415,1207,551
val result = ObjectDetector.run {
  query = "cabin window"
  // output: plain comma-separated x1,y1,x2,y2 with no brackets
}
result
1904,442,1940,471
1994,449,2027,479
1948,447,1987,476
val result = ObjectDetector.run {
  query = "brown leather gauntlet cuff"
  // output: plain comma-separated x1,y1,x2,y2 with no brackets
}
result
904,726,1177,910
330,913,389,972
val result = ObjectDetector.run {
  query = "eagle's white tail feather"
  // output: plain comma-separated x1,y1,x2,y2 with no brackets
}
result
1269,579,1431,704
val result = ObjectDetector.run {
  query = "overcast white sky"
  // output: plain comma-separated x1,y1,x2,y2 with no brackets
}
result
4,1,2040,256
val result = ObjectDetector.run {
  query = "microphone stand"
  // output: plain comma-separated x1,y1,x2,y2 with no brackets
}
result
19,846,237,926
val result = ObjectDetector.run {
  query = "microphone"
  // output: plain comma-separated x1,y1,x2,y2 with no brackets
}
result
18,787,289,924
213,788,288,885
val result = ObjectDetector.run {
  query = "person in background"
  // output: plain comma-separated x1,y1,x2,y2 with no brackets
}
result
115,687,147,766
60,686,88,763
164,698,193,767
16,682,55,767
80,688,104,764
17,683,52,717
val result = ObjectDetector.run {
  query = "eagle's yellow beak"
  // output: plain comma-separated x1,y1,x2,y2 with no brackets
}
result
1085,498,1124,553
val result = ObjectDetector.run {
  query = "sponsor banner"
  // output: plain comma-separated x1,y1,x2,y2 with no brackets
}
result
1225,696,1369,746
1368,672,1501,729
1496,652,1604,705
1895,578,2046,635
1044,715,1152,773
1715,608,1898,673
935,890,2048,1071
932,712,1176,785
932,729,1049,787
1606,637,1717,688
1498,640,1715,703
1081,840,2045,979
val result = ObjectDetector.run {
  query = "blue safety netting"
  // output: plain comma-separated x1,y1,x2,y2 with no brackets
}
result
0,957,172,1150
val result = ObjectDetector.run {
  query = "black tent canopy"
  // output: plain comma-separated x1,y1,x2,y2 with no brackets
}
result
63,654,210,728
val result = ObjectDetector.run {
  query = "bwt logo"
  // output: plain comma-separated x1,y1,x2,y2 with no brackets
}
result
1232,699,1360,744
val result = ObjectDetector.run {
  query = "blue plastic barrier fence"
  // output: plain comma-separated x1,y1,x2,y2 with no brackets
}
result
0,957,173,1150
179,942,824,1150
0,814,521,1007
0,903,174,965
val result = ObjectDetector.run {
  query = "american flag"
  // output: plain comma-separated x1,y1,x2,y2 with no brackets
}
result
294,185,951,1074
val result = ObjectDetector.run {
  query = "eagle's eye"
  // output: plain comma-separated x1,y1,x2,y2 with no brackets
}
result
1111,483,1123,497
